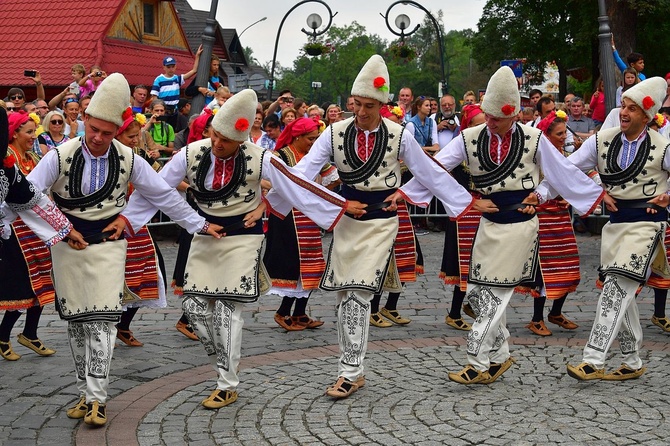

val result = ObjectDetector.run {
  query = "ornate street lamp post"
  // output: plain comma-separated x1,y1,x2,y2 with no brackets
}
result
381,1,447,96
267,0,337,100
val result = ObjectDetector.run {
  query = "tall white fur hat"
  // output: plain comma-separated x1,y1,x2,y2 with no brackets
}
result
85,73,130,127
350,55,390,103
621,76,667,121
211,89,257,141
481,66,520,119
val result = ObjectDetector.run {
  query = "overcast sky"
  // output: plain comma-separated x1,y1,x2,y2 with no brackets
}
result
189,0,486,67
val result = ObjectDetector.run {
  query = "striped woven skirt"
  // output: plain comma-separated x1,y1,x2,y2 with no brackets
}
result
439,208,481,290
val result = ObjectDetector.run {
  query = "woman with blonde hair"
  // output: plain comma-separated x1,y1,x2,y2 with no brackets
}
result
38,110,69,153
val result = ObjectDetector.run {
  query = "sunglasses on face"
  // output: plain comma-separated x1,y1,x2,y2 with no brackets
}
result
51,119,64,125
6,107,16,111
10,95,23,100
64,98,78,105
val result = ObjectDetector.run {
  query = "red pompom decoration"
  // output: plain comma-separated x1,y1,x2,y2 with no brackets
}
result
122,107,133,121
373,77,386,88
642,95,655,110
501,104,515,116
234,118,250,132
3,154,16,168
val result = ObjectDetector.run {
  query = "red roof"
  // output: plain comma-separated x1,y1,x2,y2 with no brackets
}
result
0,0,194,88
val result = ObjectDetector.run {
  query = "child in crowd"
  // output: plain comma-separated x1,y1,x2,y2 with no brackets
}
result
69,64,86,98
150,46,202,114
78,65,107,97
204,86,232,112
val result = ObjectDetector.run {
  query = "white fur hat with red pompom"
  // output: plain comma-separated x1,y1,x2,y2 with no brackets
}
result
211,89,257,141
85,73,130,127
350,54,390,104
621,77,667,121
481,66,521,119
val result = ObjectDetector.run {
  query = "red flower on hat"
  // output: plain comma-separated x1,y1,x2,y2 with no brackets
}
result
3,154,16,169
501,104,515,116
373,77,386,89
234,118,249,132
122,107,133,121
642,96,655,110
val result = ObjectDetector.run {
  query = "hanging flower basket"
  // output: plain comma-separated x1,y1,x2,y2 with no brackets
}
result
303,41,334,57
389,41,417,61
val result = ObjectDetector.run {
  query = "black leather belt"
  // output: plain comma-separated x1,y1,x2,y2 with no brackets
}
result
201,219,249,236
66,230,117,245
615,201,664,212
494,203,536,213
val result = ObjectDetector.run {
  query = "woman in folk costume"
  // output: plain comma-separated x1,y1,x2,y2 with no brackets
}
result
27,73,222,426
265,117,339,331
398,66,604,385
369,104,424,328
171,110,215,341
124,89,364,409
523,110,581,337
439,104,485,331
266,55,475,398
113,111,169,347
0,112,59,360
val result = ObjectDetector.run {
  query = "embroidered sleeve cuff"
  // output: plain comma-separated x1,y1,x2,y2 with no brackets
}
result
119,215,135,237
327,205,347,232
45,223,72,247
452,195,477,221
263,196,287,220
534,191,546,205
397,189,429,208
199,221,210,234
583,190,607,217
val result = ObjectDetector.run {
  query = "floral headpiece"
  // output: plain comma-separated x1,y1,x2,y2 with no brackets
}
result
536,110,567,134
653,113,666,128
28,112,41,126
117,107,148,136
373,77,389,93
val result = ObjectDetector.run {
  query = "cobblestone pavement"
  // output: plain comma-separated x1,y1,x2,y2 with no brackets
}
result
2,229,670,445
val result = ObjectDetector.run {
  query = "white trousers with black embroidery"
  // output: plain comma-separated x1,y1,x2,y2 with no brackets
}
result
336,291,373,381
67,321,117,404
183,295,243,391
583,274,643,369
465,285,512,371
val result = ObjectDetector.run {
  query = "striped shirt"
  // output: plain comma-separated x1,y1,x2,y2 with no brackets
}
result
151,74,185,106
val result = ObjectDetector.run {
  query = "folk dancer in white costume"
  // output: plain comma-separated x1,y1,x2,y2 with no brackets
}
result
267,55,475,398
565,77,670,381
398,66,605,384
26,74,223,426
124,89,365,409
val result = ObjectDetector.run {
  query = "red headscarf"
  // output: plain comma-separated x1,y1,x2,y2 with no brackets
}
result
187,109,214,145
459,104,483,130
117,107,136,136
275,117,319,150
8,111,31,140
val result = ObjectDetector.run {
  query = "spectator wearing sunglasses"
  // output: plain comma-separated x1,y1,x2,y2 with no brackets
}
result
6,70,45,108
1,101,16,116
37,110,69,153
266,90,295,119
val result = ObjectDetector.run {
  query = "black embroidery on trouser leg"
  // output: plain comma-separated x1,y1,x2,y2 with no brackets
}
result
85,322,112,379
183,295,216,356
587,276,625,353
467,287,501,357
68,322,86,381
339,292,369,367
213,299,233,372
618,311,638,355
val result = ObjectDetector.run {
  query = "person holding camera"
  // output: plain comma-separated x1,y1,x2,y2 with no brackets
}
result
78,66,107,97
143,99,175,156
434,94,460,147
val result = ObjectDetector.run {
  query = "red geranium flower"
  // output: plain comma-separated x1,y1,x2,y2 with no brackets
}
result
373,77,386,89
642,96,655,110
3,154,16,168
235,118,249,132
501,104,515,116
122,107,133,121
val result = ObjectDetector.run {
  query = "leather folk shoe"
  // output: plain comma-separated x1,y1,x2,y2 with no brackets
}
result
0,340,20,361
292,315,324,329
175,321,199,340
602,364,647,381
66,396,88,419
17,334,55,356
274,313,305,331
481,357,516,384
566,362,605,381
84,401,107,426
369,312,392,328
526,320,552,336
380,307,411,325
445,316,472,331
651,315,670,332
202,389,238,409
547,314,578,330
448,365,491,385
